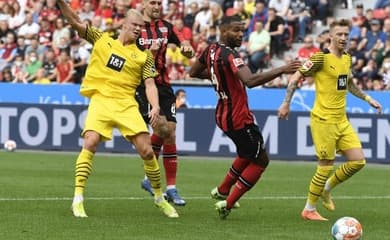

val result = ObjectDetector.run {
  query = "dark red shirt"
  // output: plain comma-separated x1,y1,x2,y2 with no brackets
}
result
137,19,183,86
199,43,254,131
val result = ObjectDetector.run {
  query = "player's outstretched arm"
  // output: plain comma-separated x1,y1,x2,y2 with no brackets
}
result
144,77,160,127
347,78,382,114
237,60,301,88
56,0,87,38
278,70,302,120
189,59,210,79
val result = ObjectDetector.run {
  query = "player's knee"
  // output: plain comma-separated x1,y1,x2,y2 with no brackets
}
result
156,124,170,139
83,131,100,152
138,146,155,160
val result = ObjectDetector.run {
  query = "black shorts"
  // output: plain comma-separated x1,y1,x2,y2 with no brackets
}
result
135,84,176,124
225,124,266,163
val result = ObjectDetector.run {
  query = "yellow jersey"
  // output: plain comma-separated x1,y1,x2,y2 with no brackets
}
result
80,26,158,99
299,49,351,123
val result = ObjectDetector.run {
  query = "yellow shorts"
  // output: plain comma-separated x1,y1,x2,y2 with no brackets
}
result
310,117,361,160
82,94,148,142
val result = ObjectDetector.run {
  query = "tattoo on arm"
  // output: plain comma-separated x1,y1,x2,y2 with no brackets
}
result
284,81,298,104
348,78,366,100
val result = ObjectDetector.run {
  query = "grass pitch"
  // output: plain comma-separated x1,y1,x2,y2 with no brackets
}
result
0,151,389,240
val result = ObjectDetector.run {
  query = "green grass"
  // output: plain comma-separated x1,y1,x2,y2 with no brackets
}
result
0,151,389,240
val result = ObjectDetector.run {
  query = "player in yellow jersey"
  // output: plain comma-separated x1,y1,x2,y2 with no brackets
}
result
57,0,178,218
278,19,382,221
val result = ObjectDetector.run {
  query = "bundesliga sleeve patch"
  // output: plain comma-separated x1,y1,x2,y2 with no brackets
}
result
233,58,244,68
302,60,313,71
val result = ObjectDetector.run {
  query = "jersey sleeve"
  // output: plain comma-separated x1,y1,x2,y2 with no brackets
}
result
142,49,159,80
299,51,324,77
227,51,245,74
83,25,103,44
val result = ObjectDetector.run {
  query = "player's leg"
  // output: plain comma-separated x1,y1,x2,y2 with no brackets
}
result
215,124,268,219
301,119,335,221
131,132,178,218
72,130,100,218
322,122,365,210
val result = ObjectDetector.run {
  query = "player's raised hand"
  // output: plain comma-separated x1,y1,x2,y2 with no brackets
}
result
278,102,290,120
283,60,302,74
150,40,161,53
368,98,382,114
180,45,194,58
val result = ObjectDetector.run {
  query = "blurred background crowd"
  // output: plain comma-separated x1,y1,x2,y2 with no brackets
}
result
0,0,389,90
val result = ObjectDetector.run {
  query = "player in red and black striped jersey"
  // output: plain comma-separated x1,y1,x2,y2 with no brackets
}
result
135,0,194,206
190,15,301,219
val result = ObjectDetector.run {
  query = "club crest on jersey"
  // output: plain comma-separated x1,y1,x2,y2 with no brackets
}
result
302,60,313,70
159,27,168,32
233,58,244,67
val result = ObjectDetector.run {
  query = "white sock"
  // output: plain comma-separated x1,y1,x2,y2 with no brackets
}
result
304,202,316,211
73,195,84,205
166,185,176,190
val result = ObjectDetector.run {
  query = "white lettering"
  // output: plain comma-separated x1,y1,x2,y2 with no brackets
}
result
377,119,390,159
297,116,314,156
350,118,372,158
19,108,47,146
209,127,235,152
176,113,196,151
52,109,76,146
0,107,17,142
262,116,278,154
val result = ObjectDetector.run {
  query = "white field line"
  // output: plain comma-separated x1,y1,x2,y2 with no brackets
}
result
0,195,390,201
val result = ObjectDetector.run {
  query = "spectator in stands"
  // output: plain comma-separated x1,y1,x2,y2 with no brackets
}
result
265,7,285,58
183,1,199,29
33,68,51,84
103,18,118,37
56,49,74,84
247,1,268,34
25,50,42,82
175,18,193,42
70,38,90,84
42,48,57,82
210,2,224,27
348,38,366,78
247,20,270,73
382,18,390,38
165,0,183,23
0,19,16,44
52,17,71,50
15,36,27,60
0,32,17,71
38,18,54,47
244,0,256,15
79,1,95,22
40,0,61,23
175,89,187,109
352,4,366,29
25,36,47,62
94,0,114,19
361,8,374,35
297,36,319,61
268,0,290,17
1,66,12,82
12,70,28,83
8,1,25,30
11,55,26,78
316,29,330,51
286,1,311,42
206,25,218,43
307,0,329,25
377,36,390,66
91,15,104,30
193,0,212,33
112,0,129,28
17,12,40,45
359,19,386,52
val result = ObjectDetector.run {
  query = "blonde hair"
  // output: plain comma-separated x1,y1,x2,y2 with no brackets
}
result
126,9,143,20
329,19,351,30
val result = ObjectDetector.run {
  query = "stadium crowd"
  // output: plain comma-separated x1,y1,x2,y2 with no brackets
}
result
0,0,389,90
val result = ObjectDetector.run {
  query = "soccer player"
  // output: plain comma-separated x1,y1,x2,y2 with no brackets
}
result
189,15,301,219
56,0,178,218
278,19,382,221
135,0,194,206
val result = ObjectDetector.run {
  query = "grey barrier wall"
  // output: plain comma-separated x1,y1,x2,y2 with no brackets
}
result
1,103,389,163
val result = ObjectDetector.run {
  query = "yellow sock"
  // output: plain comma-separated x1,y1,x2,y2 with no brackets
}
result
307,165,334,207
325,159,366,191
143,156,163,198
74,149,94,196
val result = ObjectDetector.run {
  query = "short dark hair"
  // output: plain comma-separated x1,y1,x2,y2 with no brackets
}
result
220,15,242,27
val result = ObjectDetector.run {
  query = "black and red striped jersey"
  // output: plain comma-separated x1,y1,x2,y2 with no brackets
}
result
137,19,183,86
199,43,255,132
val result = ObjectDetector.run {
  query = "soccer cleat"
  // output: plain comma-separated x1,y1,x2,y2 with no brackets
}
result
155,199,179,218
71,201,88,218
165,188,186,206
141,178,154,196
301,209,328,221
321,190,335,211
210,187,240,208
215,200,231,220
